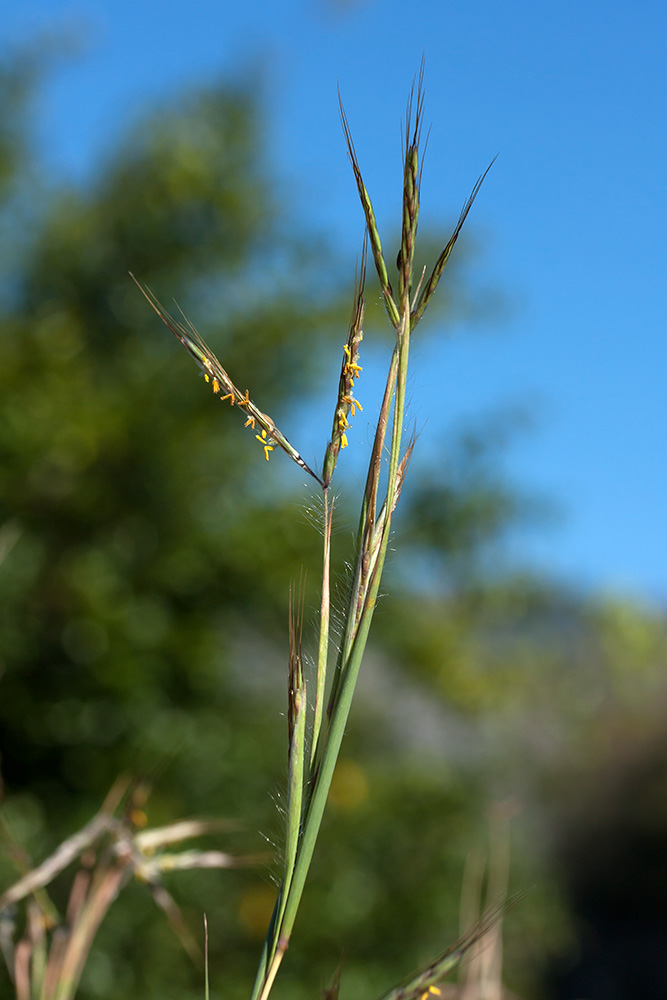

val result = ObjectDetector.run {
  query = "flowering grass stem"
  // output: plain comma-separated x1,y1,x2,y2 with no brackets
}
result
135,66,493,1000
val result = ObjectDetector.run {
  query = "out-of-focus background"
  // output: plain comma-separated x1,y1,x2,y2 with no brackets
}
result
1,2,666,999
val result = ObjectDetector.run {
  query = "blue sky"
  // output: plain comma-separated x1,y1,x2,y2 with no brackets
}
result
5,0,667,602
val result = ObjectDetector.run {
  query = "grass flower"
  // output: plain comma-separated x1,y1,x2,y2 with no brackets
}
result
130,276,323,485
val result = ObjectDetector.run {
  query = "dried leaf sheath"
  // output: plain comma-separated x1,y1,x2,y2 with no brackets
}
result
130,275,323,485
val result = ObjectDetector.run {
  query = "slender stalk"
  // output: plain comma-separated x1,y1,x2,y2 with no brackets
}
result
310,489,333,770
204,916,209,1000
251,110,418,999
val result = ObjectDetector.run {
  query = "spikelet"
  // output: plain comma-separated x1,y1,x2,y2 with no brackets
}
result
131,275,322,484
322,239,366,488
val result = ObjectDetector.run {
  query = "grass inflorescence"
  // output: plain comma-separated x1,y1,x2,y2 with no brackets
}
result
134,67,495,1000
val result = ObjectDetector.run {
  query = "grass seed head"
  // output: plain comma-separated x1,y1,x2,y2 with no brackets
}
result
322,242,367,488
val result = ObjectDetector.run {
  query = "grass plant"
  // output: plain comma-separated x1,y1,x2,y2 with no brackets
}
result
135,66,500,1000
1,67,510,1000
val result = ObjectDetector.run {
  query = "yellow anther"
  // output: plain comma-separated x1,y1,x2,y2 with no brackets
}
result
220,391,235,405
244,415,256,430
211,378,221,394
342,394,363,416
340,433,348,449
419,988,442,1000
343,343,362,379
256,428,274,461
238,389,251,407
204,373,210,383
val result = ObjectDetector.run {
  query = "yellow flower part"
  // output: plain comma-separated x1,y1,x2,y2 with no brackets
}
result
343,343,363,379
341,433,348,449
419,988,441,1000
342,393,363,416
255,428,274,461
